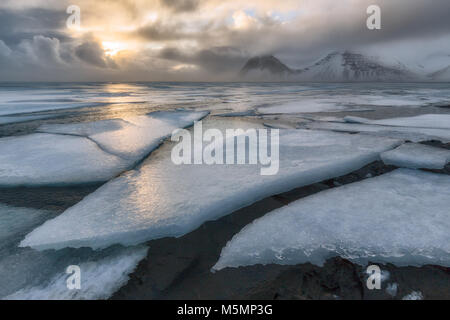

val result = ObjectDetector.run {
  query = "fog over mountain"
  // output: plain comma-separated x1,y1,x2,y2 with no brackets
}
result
240,51,431,82
0,0,450,81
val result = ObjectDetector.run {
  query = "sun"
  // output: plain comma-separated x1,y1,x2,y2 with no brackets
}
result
102,41,128,56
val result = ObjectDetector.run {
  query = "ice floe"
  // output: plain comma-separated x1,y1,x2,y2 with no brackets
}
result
0,133,130,186
305,121,450,143
0,111,208,186
213,169,450,270
4,246,147,300
39,111,209,161
0,203,148,300
257,99,348,114
381,143,450,169
20,121,401,250
343,114,450,130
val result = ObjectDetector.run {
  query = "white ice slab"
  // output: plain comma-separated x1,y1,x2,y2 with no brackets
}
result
381,143,450,169
0,203,148,300
344,114,450,130
39,111,209,161
0,133,129,186
21,123,401,250
4,246,147,300
305,121,450,143
213,169,450,270
0,111,208,186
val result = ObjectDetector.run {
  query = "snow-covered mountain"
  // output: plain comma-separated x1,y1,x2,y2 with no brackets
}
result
240,51,420,82
430,66,450,81
296,51,415,82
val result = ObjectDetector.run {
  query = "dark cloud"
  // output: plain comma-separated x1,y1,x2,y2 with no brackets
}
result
135,21,189,41
159,46,248,72
0,8,68,45
75,40,116,68
1,0,450,81
160,0,201,13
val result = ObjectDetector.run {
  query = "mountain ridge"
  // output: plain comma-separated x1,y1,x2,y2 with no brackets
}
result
240,51,449,82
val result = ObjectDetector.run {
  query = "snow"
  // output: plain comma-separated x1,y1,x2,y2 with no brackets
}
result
402,291,423,300
4,246,147,300
294,52,412,82
0,133,129,186
381,143,450,169
20,120,401,250
0,111,208,186
213,169,450,270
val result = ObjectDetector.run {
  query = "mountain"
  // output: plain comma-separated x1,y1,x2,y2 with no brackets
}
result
240,51,417,82
296,51,415,82
240,55,293,79
430,65,450,81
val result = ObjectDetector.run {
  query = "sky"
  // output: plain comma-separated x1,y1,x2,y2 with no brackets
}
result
0,0,450,81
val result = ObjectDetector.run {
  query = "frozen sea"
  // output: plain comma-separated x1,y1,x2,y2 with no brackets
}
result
0,82,449,299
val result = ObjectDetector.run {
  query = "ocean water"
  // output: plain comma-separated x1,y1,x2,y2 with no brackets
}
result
0,82,449,299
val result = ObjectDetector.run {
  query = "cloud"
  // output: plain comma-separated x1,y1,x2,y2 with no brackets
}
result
0,0,450,81
0,7,68,45
160,0,201,13
75,40,113,68
159,46,248,73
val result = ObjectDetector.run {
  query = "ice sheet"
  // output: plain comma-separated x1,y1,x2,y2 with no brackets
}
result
0,114,57,125
21,122,401,250
0,204,147,300
0,133,129,186
214,169,450,269
39,111,209,161
344,114,450,130
381,143,450,169
304,121,450,143
4,246,147,300
257,99,348,114
0,111,208,186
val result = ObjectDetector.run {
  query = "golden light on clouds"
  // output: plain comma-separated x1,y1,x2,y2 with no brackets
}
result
102,41,129,56
1,0,448,81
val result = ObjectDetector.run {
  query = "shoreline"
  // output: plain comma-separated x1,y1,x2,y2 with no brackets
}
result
112,159,450,300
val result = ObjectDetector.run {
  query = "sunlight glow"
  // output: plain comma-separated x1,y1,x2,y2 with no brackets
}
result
102,41,128,56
